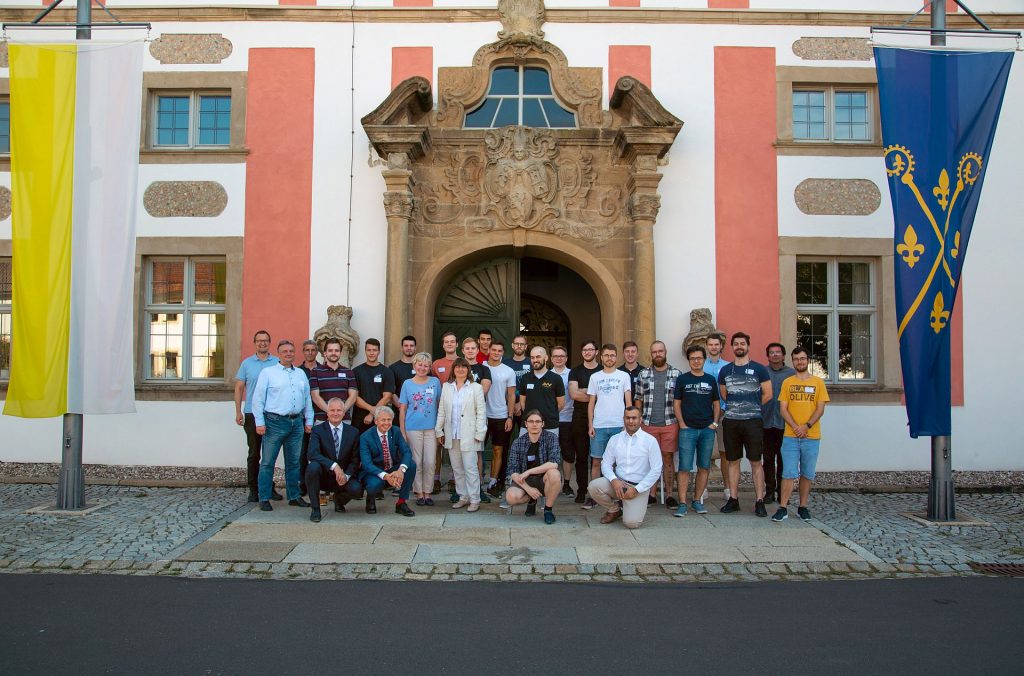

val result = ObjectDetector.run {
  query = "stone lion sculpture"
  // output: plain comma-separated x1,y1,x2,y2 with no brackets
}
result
682,308,723,353
313,305,360,368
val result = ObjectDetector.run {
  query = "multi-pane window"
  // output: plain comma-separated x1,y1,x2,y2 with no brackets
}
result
154,93,231,148
0,100,10,154
465,66,576,129
793,88,871,142
145,257,226,381
796,259,875,383
0,258,10,380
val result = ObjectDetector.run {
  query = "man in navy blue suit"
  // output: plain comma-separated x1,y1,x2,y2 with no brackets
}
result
360,406,416,517
305,398,364,523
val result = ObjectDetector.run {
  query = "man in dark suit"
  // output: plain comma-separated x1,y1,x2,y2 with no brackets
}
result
359,406,416,517
305,398,364,522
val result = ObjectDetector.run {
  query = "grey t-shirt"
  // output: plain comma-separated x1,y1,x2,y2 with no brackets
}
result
762,364,796,429
718,361,771,421
649,368,668,427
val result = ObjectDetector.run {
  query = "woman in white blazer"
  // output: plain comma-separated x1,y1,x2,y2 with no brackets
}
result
435,357,488,512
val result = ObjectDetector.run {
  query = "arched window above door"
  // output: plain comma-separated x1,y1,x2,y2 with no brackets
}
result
464,66,577,129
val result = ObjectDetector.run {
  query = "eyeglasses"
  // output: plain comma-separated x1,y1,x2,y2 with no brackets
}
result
688,355,705,360
525,419,544,424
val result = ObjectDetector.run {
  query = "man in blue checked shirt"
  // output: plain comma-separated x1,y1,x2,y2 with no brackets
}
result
252,340,314,511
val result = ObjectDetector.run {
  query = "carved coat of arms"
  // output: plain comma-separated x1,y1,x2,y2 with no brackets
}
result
483,126,558,230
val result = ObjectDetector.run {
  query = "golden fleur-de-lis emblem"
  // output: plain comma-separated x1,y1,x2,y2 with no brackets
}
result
896,225,925,268
929,291,951,333
932,169,950,211
950,231,960,259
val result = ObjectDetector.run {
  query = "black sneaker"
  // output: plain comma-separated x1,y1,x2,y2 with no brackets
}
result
247,491,259,503
561,483,575,497
665,497,679,509
487,483,503,498
763,494,776,506
479,491,492,504
524,501,537,517
647,494,657,505
771,507,788,522
798,506,811,522
574,491,587,504
755,500,767,517
719,498,740,513
259,501,273,512
270,490,284,501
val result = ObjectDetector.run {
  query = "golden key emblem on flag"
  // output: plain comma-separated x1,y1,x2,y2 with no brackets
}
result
884,146,982,337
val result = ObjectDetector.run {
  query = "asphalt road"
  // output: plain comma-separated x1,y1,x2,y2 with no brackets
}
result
2,574,1022,675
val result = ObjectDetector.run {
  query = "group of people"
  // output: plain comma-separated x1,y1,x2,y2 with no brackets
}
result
233,328,829,527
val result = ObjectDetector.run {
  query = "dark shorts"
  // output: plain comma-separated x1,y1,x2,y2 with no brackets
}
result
525,474,545,492
487,418,512,449
722,418,764,462
558,422,575,463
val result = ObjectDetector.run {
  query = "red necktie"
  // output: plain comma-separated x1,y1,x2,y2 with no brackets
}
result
381,433,392,469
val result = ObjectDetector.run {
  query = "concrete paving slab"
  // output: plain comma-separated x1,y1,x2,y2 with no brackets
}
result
413,545,579,565
375,526,510,547
740,545,865,563
630,528,772,546
236,505,445,527
582,512,716,529
178,541,295,563
211,523,380,545
283,543,417,564
576,545,748,564
444,513,588,529
509,527,637,548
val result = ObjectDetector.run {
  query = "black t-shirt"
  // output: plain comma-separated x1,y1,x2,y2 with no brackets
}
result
470,363,492,386
519,370,566,429
618,363,645,399
568,364,601,416
389,360,416,399
673,371,720,428
526,441,542,470
353,363,395,415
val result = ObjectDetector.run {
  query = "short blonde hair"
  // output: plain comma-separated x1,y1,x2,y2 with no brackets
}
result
412,351,432,366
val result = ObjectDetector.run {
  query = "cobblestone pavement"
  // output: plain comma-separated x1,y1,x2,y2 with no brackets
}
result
0,484,246,563
0,483,1020,583
813,492,1024,566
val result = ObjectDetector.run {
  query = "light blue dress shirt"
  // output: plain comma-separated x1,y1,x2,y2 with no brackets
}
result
252,363,314,426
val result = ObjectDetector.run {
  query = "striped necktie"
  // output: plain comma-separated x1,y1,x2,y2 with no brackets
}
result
332,426,340,454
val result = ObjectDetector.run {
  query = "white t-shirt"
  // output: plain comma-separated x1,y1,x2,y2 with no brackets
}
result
587,369,632,429
484,362,516,419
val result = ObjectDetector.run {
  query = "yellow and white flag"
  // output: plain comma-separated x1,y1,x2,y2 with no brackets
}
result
4,42,143,418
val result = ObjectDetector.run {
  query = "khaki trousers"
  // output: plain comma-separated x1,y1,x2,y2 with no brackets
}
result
588,477,650,529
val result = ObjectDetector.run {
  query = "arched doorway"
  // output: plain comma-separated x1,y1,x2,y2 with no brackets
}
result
432,255,600,357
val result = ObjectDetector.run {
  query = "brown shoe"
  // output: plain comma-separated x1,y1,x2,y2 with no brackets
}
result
600,509,622,524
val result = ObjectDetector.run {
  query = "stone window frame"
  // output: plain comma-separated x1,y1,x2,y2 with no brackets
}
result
0,253,10,383
792,86,872,143
776,66,882,158
795,256,877,384
140,72,248,165
134,237,242,401
779,236,902,403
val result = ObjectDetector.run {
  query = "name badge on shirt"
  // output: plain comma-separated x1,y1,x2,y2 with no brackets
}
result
526,383,535,390
438,367,446,372
373,375,382,383
746,368,755,375
805,386,815,394
527,455,537,462
522,364,530,371
425,387,434,394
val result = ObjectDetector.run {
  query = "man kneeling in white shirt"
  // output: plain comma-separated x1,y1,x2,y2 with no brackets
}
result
588,406,662,529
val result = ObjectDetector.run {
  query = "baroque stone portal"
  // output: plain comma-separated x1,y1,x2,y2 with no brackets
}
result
362,1,682,355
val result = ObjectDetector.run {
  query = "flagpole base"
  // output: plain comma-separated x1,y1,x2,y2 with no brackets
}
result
926,434,955,522
56,413,85,511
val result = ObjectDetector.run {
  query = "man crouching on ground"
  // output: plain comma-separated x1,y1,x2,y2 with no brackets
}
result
504,410,562,524
588,406,662,529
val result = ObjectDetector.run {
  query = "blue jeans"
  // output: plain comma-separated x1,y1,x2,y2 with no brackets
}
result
258,412,304,501
781,436,821,481
590,426,623,458
678,426,715,472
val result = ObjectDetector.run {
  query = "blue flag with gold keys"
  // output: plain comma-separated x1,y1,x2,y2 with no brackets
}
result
875,47,1012,438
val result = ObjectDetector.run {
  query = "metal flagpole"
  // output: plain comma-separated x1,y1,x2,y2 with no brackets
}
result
927,0,956,523
56,0,91,511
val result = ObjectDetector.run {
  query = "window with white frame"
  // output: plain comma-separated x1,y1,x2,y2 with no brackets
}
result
465,66,576,129
0,257,10,380
795,258,875,383
153,92,231,148
144,257,226,381
0,100,10,154
793,88,871,142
